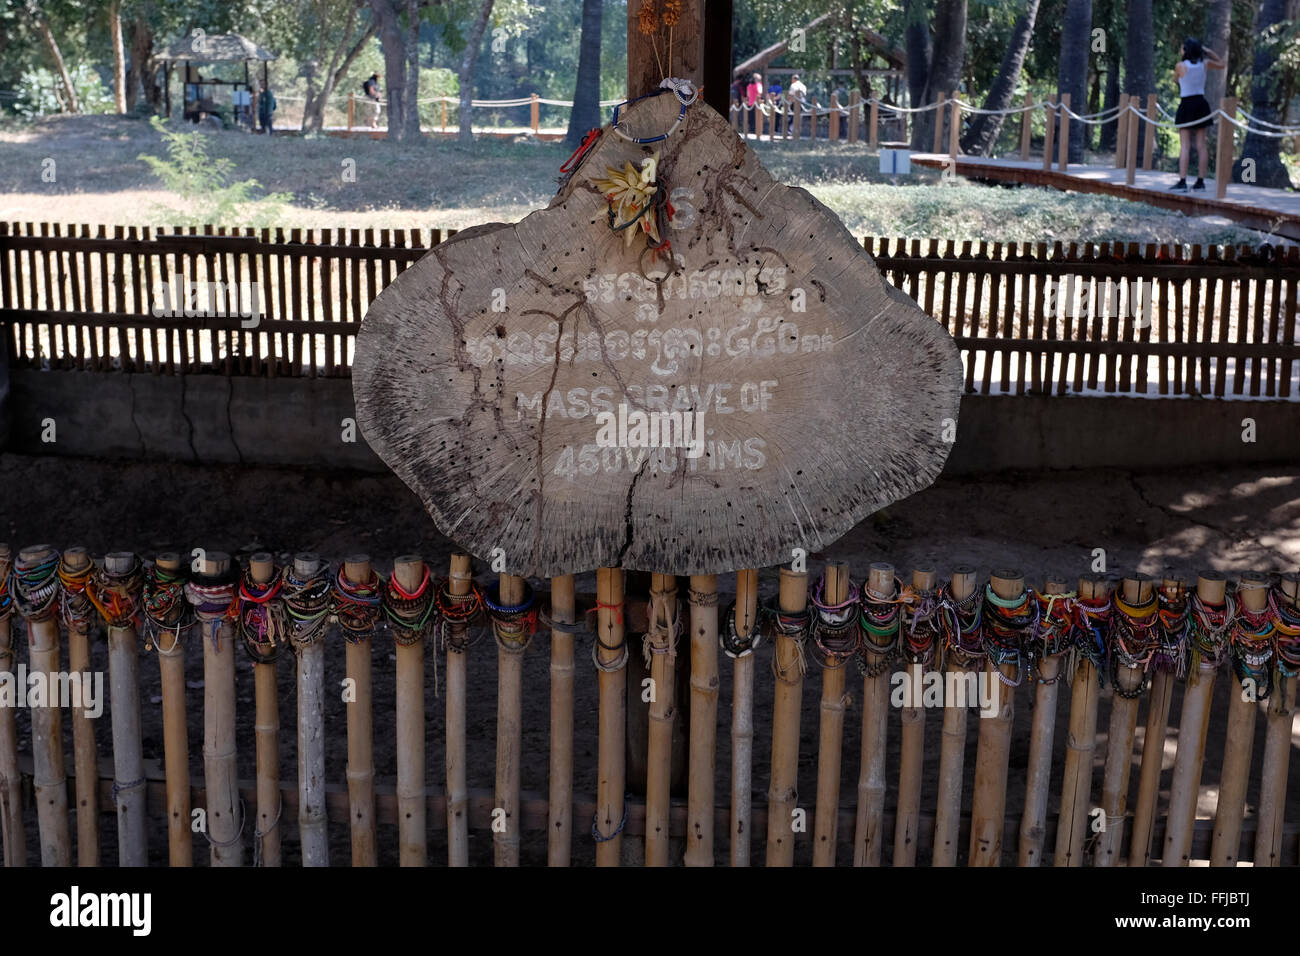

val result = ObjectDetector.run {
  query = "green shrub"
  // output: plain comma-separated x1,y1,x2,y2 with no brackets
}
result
15,63,114,117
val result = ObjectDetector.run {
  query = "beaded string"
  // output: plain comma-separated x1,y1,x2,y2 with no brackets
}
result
57,556,96,635
11,550,60,623
1156,583,1191,677
937,583,984,670
1073,592,1112,679
1270,587,1300,694
901,587,941,669
808,573,860,668
280,563,332,650
185,570,238,650
436,576,485,654
1028,590,1077,685
1187,589,1235,684
1229,586,1274,699
239,565,286,663
383,566,437,647
1110,588,1160,699
486,580,538,653
331,566,383,644
856,577,905,678
982,584,1037,687
87,555,144,632
143,563,190,654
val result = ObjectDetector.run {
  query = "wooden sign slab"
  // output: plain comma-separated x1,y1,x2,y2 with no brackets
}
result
354,91,962,577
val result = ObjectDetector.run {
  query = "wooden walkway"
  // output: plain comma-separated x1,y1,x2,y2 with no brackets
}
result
911,154,1300,242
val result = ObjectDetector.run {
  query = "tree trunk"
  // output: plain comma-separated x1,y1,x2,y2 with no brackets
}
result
457,0,495,145
370,0,407,140
914,0,966,152
29,6,79,113
1234,0,1293,188
1098,52,1121,151
1124,0,1153,165
304,17,378,132
1056,0,1093,163
109,0,127,112
961,0,1040,155
566,0,604,146
405,0,422,139
125,11,154,111
1203,0,1232,112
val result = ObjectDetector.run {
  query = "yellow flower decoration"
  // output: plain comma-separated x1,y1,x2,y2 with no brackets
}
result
593,153,662,248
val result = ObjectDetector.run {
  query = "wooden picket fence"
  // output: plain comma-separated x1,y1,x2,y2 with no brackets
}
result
2,222,1298,399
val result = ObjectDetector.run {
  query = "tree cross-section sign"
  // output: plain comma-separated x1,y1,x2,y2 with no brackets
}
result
354,90,963,577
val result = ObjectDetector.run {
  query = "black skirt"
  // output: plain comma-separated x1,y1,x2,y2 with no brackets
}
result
1175,94,1213,130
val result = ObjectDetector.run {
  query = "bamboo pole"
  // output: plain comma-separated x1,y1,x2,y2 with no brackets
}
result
645,572,679,867
153,553,192,866
968,569,1024,866
932,566,978,866
1254,573,1299,866
1095,575,1153,866
1163,571,1227,866
19,545,71,866
1017,578,1069,866
392,556,428,867
548,574,576,866
1020,92,1033,161
594,567,627,866
1129,575,1185,867
292,552,329,867
1042,95,1056,171
1210,572,1270,866
494,571,527,867
893,568,936,867
812,560,852,866
1114,94,1129,169
61,547,99,866
730,569,758,867
343,555,377,866
766,564,808,866
0,545,25,867
103,552,148,866
445,553,473,867
686,573,719,866
854,562,897,866
247,553,282,868
1054,575,1106,866
195,551,242,866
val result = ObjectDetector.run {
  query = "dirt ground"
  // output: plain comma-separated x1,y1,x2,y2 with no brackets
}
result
1,452,1297,866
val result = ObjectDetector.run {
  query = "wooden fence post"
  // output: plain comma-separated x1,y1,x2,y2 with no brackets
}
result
766,564,808,866
811,97,820,142
1254,572,1300,866
1057,92,1071,172
1114,94,1129,169
968,569,1026,866
1163,571,1228,866
494,571,528,867
948,94,961,161
1054,575,1106,865
1142,93,1157,171
1017,578,1070,865
445,553,473,866
59,547,99,867
101,552,148,866
932,566,978,866
812,561,853,866
341,555,378,867
829,93,841,141
1020,92,1033,161
1042,95,1056,171
1216,97,1237,199
685,573,719,866
0,545,26,867
594,567,627,866
931,94,945,153
391,556,429,867
530,93,540,135
245,552,282,868
547,574,576,866
854,562,898,866
1125,101,1139,185
869,95,879,150
729,570,759,866
193,550,242,867
1210,572,1270,866
441,99,448,133
792,100,802,141
149,553,192,866
849,90,860,143
289,552,329,867
893,567,936,867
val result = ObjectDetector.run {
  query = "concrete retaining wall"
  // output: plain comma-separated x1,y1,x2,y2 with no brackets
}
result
2,369,1296,475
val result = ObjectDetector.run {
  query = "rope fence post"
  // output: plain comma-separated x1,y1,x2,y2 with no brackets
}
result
245,552,282,868
60,547,99,866
493,571,528,867
1254,572,1299,866
812,560,853,866
1215,97,1237,199
1114,94,1129,169
0,545,25,867
948,94,961,162
849,90,860,143
530,93,540,136
340,554,378,866
1142,93,1157,171
1125,100,1139,185
1042,95,1056,171
1020,92,1033,161
729,569,758,866
288,552,329,867
149,553,192,866
854,562,898,866
685,573,719,866
932,565,977,866
442,99,448,133
893,567,936,867
547,573,576,866
594,567,626,866
391,555,429,867
1054,574,1106,865
869,96,878,150
829,93,841,141
1056,92,1071,172
1162,570,1228,866
792,100,802,142
445,553,473,867
766,563,807,866
101,552,147,866
645,572,678,866
1017,578,1070,866
1209,572,1270,866
931,96,945,154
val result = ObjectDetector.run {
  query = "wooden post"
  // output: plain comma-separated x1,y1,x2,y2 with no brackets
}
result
730,569,758,866
854,562,897,866
1114,94,1129,169
195,551,241,866
342,555,378,866
686,573,719,866
1128,575,1185,866
1210,572,1270,866
1042,95,1056,171
594,567,627,866
792,100,802,141
645,573,678,866
1254,573,1299,866
530,93,540,135
1125,99,1139,185
1215,97,1237,199
1056,92,1071,172
441,98,448,133
1142,93,1157,170
1095,575,1153,866
103,552,148,866
1017,579,1069,866
60,547,99,867
548,574,576,866
291,552,329,867
849,89,860,143
812,560,852,866
811,97,820,142
829,93,840,141
246,553,282,868
18,545,71,866
948,93,961,161
868,95,879,150
1054,575,1106,866
893,568,936,867
0,545,25,867
1020,92,1033,161
392,556,429,867
152,553,192,866
1163,571,1227,866
932,94,945,153
347,92,354,137
968,569,1025,866
494,571,528,867
445,553,473,867
766,564,808,866
932,566,978,866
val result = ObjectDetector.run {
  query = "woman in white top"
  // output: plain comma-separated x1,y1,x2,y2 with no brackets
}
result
1170,37,1225,191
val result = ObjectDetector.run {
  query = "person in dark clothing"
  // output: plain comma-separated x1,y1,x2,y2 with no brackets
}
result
363,73,382,128
1169,37,1225,192
258,88,277,134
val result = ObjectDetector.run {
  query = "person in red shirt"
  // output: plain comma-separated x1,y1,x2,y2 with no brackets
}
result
745,72,763,107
